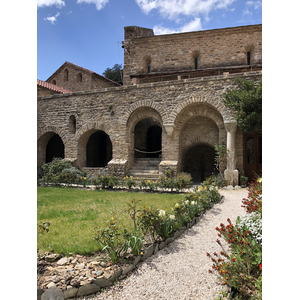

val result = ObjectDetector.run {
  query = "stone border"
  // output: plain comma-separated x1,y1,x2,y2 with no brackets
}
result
37,204,214,300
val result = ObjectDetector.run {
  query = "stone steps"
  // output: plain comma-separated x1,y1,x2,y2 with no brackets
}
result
128,158,161,181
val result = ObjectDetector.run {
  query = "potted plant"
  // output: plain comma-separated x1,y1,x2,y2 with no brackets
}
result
240,175,248,186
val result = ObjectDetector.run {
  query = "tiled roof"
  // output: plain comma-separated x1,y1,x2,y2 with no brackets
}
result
37,79,72,94
46,61,121,86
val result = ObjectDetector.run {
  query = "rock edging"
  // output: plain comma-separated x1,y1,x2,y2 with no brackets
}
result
38,199,220,299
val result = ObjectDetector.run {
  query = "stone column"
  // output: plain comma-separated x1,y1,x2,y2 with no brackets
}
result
224,120,239,186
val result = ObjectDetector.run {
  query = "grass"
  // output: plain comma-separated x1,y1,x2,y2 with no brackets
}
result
37,187,184,255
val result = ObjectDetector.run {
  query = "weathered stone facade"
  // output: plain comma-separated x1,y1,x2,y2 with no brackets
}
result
37,24,262,185
46,61,120,93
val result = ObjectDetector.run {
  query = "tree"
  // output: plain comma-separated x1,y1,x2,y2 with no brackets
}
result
103,64,123,85
223,78,262,133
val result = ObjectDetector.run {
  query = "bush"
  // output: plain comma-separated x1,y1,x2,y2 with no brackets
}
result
90,174,119,189
39,158,87,185
95,215,127,264
209,177,262,299
174,172,192,191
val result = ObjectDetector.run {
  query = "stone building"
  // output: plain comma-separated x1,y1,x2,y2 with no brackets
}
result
37,24,262,185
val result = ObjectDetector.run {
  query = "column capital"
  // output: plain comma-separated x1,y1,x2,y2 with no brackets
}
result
224,120,237,134
164,124,174,137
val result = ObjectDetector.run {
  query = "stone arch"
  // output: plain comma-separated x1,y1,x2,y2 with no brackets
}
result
167,96,235,127
37,127,66,167
76,122,114,168
121,100,167,128
126,106,166,164
174,102,227,182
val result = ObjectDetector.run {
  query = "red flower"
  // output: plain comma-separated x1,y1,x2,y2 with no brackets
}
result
231,258,236,262
259,263,262,270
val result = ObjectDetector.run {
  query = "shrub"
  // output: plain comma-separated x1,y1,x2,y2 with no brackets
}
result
90,174,119,189
209,218,262,299
155,210,178,240
39,158,87,185
242,177,262,214
202,174,224,187
123,176,136,189
95,215,127,264
174,172,192,191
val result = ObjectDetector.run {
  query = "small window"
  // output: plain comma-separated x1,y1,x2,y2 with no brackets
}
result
64,69,69,81
69,115,76,133
247,52,251,65
194,57,198,69
144,56,151,73
52,80,56,85
77,73,83,82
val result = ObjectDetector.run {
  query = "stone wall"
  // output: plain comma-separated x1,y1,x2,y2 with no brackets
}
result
46,63,119,92
38,71,262,178
123,25,262,85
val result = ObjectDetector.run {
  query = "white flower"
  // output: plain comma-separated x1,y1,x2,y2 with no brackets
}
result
190,201,196,205
158,209,166,218
185,200,189,205
169,215,175,220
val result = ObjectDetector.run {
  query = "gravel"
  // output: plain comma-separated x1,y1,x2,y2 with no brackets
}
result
86,188,248,300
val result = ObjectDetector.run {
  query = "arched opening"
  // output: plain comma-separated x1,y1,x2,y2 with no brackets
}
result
64,69,69,81
46,134,65,163
182,144,216,183
134,118,162,158
86,131,112,167
69,115,76,133
77,73,83,82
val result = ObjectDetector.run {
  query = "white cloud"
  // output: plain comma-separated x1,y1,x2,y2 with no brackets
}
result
154,17,202,35
77,0,109,10
37,0,65,8
246,1,262,10
44,12,60,24
135,0,236,19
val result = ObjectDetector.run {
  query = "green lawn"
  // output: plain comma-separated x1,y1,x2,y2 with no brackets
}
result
37,187,184,255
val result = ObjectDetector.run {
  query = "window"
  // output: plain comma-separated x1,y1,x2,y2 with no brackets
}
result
77,73,83,82
144,56,151,73
64,69,69,81
247,52,251,65
52,80,56,85
68,115,76,133
192,51,200,69
194,57,198,69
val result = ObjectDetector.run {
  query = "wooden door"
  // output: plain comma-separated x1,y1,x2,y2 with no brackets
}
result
244,133,262,180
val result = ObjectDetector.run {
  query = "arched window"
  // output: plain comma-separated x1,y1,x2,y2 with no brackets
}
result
64,69,69,81
77,73,83,82
247,51,251,65
192,51,200,69
52,80,56,85
69,115,76,133
144,56,151,73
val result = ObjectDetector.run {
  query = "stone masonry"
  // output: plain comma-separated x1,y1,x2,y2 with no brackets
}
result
37,24,262,185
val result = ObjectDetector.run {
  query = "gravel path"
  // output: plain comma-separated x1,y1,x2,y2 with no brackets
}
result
88,188,248,300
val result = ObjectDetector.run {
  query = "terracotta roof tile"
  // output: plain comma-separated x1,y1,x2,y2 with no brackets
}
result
37,79,72,94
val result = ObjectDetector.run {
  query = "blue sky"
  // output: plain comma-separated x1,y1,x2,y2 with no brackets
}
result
37,0,262,81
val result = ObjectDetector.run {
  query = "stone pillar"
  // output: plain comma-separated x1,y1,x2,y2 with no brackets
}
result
224,120,239,186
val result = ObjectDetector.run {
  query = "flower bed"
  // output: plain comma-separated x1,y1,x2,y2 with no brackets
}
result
208,177,262,300
37,183,223,299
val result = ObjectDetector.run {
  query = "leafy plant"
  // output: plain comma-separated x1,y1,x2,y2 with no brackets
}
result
174,172,192,191
155,210,177,240
223,78,262,133
123,229,144,256
214,143,227,178
95,214,127,264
